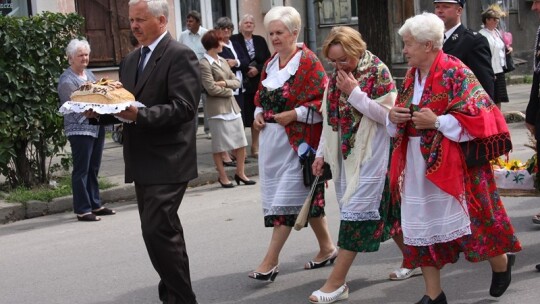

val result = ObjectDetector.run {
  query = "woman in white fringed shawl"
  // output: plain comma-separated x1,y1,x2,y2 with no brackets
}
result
309,26,400,304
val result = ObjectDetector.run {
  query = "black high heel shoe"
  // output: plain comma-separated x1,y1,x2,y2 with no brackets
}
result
234,174,256,185
218,179,235,188
223,160,236,167
490,253,516,297
416,291,447,304
304,249,338,269
248,265,279,282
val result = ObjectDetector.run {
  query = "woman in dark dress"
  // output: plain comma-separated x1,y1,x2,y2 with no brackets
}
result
231,14,271,158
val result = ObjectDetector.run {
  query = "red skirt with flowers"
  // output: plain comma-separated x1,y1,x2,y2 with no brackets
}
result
402,163,522,269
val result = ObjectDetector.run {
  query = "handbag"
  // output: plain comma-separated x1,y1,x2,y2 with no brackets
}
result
459,136,512,167
242,60,258,91
299,107,332,187
503,49,515,73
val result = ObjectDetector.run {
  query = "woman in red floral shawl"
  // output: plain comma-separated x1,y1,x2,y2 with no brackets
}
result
247,6,336,282
388,13,521,304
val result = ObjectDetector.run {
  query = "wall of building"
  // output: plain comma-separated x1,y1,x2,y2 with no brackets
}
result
499,1,539,73
237,0,310,55
31,0,540,79
32,0,74,14
238,0,266,37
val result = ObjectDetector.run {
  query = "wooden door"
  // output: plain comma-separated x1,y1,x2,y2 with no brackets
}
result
389,0,414,63
76,0,134,67
112,0,133,61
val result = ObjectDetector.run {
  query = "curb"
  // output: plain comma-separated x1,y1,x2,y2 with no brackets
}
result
0,161,259,225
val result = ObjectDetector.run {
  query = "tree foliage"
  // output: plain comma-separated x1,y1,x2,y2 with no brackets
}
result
0,12,84,188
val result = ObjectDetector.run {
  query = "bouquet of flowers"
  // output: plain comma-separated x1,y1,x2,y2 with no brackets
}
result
491,130,538,191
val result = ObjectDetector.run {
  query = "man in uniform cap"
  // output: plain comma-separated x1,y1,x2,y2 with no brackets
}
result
434,0,495,99
434,0,464,7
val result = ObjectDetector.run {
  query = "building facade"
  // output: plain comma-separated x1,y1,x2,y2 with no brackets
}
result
2,0,538,78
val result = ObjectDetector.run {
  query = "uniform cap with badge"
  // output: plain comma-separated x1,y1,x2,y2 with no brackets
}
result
433,0,466,7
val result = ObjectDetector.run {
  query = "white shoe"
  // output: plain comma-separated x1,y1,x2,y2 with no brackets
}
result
309,284,348,304
389,267,422,281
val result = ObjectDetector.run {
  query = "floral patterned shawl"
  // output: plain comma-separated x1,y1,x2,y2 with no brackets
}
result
323,50,396,204
254,44,328,151
326,50,396,158
390,50,511,201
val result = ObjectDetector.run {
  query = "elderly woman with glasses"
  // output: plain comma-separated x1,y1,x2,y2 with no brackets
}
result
307,26,401,304
248,6,336,282
389,13,521,304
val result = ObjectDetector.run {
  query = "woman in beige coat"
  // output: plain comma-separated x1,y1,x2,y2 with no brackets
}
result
200,30,256,188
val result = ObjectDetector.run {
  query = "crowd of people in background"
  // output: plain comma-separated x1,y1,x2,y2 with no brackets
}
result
56,0,540,303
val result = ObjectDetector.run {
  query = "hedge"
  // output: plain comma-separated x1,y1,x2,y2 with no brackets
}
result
0,12,84,188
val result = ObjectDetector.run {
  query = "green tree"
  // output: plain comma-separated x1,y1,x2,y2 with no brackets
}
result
0,12,84,188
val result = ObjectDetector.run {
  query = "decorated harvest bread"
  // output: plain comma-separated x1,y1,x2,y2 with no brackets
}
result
70,78,135,104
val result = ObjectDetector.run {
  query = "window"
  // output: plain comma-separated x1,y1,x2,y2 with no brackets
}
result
180,0,201,31
319,0,353,25
480,0,515,11
351,0,358,20
480,0,514,32
75,0,133,67
0,0,31,17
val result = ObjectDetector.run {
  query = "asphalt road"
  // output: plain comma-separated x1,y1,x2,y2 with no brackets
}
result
1,179,539,304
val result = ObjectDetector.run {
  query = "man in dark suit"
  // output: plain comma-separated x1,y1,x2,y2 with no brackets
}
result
526,0,540,271
434,0,495,99
99,1,200,302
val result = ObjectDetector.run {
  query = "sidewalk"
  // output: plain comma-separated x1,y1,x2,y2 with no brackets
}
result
0,121,260,224
0,83,536,224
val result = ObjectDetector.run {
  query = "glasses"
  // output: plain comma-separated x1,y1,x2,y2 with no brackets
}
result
327,58,349,66
219,26,233,31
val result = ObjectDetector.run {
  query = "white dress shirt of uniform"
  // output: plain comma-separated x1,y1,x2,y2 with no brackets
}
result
179,26,208,60
443,23,460,44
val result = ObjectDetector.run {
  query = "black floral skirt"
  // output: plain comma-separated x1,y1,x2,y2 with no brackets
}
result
264,183,326,227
